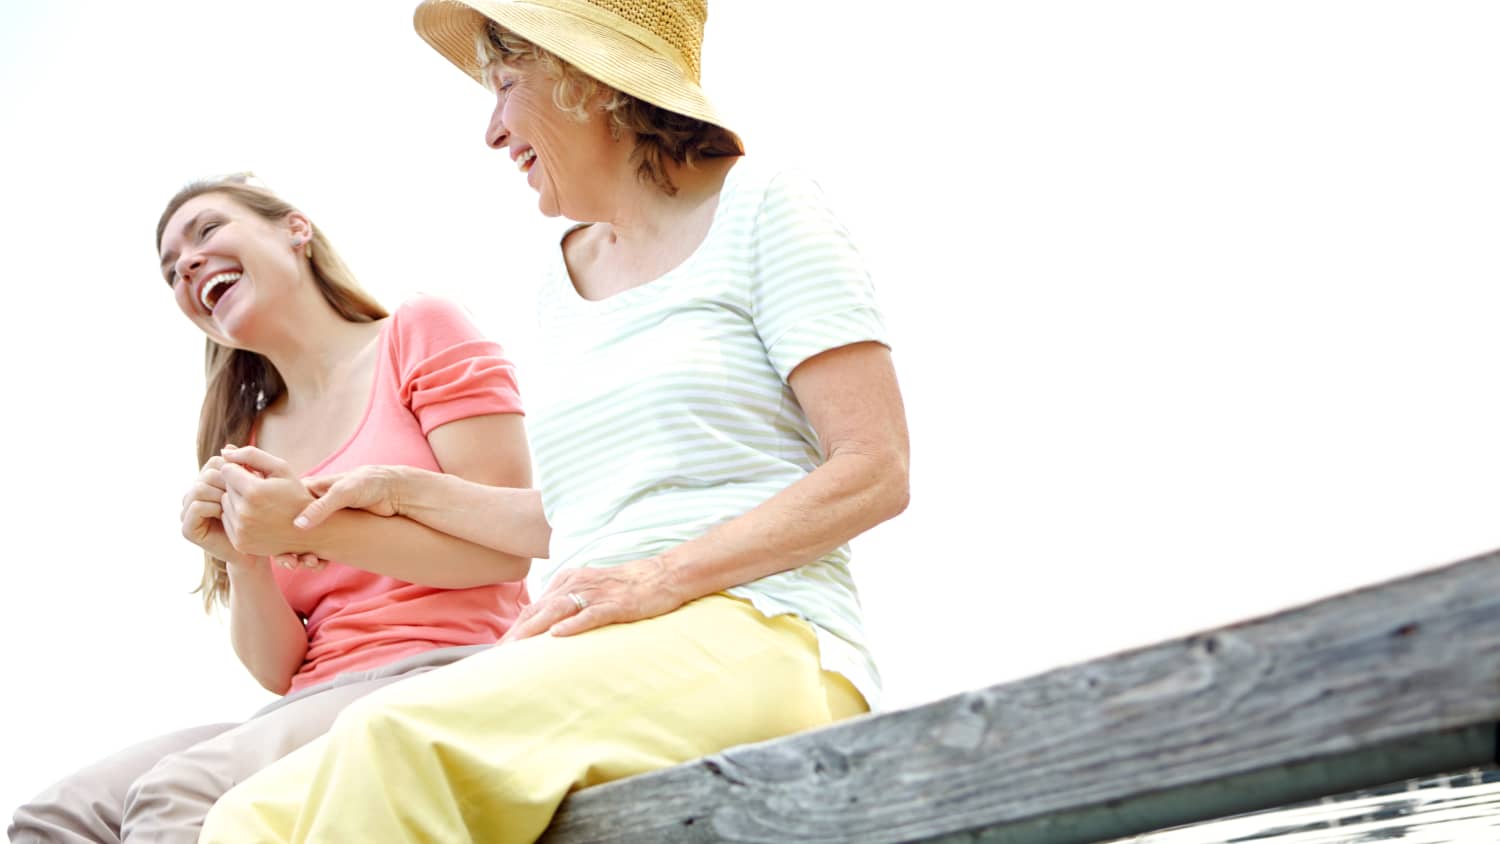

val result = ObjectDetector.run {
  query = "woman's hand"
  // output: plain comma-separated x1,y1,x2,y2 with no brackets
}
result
294,465,405,528
180,455,251,565
501,556,687,642
219,446,324,566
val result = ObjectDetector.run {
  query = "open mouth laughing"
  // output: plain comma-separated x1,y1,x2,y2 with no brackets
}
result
198,270,242,313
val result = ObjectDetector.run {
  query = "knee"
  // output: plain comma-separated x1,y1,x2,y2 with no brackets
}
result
9,776,117,843
326,689,413,747
9,799,65,844
120,754,222,838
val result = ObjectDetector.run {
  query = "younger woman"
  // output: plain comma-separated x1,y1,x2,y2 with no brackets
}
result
8,174,532,844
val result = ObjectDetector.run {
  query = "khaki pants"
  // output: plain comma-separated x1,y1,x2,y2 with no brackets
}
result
201,594,868,844
8,644,488,844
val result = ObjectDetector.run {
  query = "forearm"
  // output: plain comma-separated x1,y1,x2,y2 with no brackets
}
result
392,467,551,560
662,450,909,601
226,559,308,694
305,508,532,589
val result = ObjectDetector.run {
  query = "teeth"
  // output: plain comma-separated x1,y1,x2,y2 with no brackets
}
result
199,272,242,311
516,149,536,172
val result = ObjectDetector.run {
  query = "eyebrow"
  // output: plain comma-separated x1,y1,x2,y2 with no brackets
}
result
159,210,211,279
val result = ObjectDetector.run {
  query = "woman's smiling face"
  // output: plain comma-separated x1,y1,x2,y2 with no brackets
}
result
159,192,308,348
483,61,619,219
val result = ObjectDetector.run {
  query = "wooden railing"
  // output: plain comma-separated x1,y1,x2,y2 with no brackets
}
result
539,549,1500,843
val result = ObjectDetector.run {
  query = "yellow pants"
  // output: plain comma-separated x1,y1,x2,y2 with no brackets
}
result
199,594,867,843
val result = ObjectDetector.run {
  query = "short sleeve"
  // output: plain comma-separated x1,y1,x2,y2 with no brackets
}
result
390,296,524,435
750,169,888,382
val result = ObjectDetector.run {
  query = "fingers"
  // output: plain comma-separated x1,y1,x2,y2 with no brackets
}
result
294,479,352,529
518,559,675,639
181,499,224,543
547,600,617,637
501,592,579,643
221,445,295,480
183,458,228,511
218,462,259,496
271,553,327,571
181,481,221,518
220,492,241,546
182,498,224,523
186,479,226,505
302,473,344,498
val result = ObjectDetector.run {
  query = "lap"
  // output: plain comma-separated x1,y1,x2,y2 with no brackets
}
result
199,596,866,844
337,594,852,756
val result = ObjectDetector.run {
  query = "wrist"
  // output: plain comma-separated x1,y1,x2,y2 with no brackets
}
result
389,465,415,517
298,519,336,560
225,554,269,578
649,550,693,607
391,465,436,519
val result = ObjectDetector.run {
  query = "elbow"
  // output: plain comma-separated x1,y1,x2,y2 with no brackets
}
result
504,554,533,582
880,456,911,522
836,445,910,525
888,475,911,521
256,671,294,696
851,447,909,524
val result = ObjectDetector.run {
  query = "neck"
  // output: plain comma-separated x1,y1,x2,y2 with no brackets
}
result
589,154,738,247
252,292,381,407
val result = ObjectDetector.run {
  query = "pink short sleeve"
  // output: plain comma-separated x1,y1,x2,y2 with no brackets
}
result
391,296,524,434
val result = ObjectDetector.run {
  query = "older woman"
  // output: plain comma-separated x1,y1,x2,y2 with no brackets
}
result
200,1,909,841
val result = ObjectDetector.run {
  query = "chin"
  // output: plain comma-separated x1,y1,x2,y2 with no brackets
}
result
537,200,564,219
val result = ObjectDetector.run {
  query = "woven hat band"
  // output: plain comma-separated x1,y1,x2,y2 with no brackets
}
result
514,0,698,81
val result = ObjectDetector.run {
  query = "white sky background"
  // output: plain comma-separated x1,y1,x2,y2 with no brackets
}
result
2,0,1498,818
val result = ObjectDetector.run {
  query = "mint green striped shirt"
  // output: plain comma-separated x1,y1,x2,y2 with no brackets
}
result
529,160,888,707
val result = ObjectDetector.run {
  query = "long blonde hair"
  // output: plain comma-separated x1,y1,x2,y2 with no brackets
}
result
155,175,388,610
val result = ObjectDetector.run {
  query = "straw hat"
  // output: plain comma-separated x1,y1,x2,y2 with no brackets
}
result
413,0,742,152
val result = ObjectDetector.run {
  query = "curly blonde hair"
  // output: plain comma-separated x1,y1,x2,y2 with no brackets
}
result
477,21,739,196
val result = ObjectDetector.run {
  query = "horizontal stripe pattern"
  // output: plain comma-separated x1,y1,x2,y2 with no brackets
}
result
529,160,888,707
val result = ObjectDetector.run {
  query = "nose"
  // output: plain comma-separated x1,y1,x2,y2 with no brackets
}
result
485,96,508,150
176,251,205,286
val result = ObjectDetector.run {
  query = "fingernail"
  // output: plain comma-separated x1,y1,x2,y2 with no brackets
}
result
294,516,309,528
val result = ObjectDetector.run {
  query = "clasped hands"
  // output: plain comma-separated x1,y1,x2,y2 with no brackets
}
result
179,445,690,639
180,445,386,572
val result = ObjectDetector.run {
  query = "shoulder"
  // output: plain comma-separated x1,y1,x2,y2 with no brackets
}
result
722,158,827,208
387,294,502,365
391,294,477,329
389,294,492,343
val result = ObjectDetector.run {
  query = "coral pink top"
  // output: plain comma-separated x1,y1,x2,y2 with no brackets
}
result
267,296,527,693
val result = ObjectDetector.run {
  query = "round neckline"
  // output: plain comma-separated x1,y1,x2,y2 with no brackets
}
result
248,317,391,478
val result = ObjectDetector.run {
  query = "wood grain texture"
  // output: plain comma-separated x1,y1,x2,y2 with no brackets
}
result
539,550,1500,843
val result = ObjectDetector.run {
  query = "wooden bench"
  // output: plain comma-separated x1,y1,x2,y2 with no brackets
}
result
540,548,1500,842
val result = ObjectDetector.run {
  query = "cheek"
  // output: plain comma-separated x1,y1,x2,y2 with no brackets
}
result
501,93,531,136
172,283,197,318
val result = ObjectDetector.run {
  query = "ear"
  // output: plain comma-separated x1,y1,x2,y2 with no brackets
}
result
284,211,313,247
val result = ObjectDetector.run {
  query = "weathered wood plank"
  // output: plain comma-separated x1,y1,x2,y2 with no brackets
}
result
539,549,1500,843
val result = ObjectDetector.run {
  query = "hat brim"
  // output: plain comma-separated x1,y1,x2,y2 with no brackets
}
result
413,0,743,153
